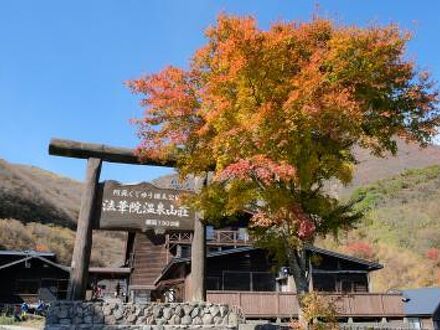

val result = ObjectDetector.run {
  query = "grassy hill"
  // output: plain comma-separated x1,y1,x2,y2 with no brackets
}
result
0,159,126,267
321,165,440,291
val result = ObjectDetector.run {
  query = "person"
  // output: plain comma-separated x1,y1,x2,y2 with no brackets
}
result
13,304,21,322
36,299,46,316
20,302,29,320
114,282,121,298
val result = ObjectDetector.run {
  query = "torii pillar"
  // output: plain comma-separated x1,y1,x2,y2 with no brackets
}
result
190,174,207,302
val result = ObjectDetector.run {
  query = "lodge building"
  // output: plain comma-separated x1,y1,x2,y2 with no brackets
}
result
123,228,408,324
2,229,439,328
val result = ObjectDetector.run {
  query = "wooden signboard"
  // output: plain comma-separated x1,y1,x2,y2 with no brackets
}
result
94,181,195,231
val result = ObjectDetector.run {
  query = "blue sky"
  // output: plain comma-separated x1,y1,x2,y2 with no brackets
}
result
1,1,439,183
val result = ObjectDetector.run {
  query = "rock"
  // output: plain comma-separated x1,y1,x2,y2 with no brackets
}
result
191,307,200,318
146,316,156,324
114,309,124,320
171,315,181,325
127,314,138,323
144,305,153,316
193,316,203,325
93,314,104,324
75,305,84,316
219,305,229,317
105,315,117,325
214,316,223,325
156,318,167,325
73,316,83,324
203,314,213,325
59,318,71,325
209,306,220,317
153,305,163,318
228,312,238,326
181,315,192,325
162,307,173,320
103,306,113,316
83,315,93,324
174,305,184,317
183,304,193,315
58,308,68,319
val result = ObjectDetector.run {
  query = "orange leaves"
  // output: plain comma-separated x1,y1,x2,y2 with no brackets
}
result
128,14,439,245
250,205,316,240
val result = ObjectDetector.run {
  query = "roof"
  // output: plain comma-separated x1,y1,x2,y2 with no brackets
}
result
402,287,440,316
155,245,381,285
89,267,131,274
0,250,56,258
155,246,257,285
0,254,69,272
306,246,383,270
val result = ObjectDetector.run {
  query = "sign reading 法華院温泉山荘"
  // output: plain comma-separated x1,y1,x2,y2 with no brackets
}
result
94,181,195,231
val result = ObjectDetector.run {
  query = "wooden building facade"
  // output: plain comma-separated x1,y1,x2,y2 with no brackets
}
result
0,251,69,304
125,228,382,301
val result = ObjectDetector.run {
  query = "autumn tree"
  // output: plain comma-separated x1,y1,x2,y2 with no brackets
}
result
128,14,439,308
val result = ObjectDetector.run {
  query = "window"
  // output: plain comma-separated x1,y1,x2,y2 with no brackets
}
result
406,317,422,329
223,272,250,291
341,280,352,293
252,272,276,291
222,271,276,291
207,277,221,290
313,274,335,292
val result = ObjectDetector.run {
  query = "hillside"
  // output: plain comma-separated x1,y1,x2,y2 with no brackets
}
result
321,165,440,291
329,139,440,196
0,159,126,267
0,159,82,227
0,139,439,284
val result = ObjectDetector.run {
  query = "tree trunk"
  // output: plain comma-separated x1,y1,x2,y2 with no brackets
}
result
287,247,309,329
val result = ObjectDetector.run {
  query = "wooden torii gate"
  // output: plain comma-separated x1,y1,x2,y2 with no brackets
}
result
48,138,206,302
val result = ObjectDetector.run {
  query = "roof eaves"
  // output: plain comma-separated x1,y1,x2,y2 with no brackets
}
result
306,245,383,270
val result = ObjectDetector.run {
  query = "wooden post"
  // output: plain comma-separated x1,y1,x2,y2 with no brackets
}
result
190,174,207,302
67,157,102,300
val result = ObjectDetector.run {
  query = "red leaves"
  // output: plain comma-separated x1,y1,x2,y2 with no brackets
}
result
250,206,316,240
215,155,296,185
426,248,440,263
344,241,375,259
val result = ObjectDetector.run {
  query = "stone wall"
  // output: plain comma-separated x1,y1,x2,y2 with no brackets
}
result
45,301,243,330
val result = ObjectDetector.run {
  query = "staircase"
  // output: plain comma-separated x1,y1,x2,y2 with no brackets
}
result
130,233,170,288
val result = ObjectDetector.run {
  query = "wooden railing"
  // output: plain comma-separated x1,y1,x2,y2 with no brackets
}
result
166,230,252,247
206,291,405,319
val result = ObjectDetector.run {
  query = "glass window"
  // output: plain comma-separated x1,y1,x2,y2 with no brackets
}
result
206,277,221,290
407,317,422,329
252,272,276,291
313,274,335,292
223,272,251,291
